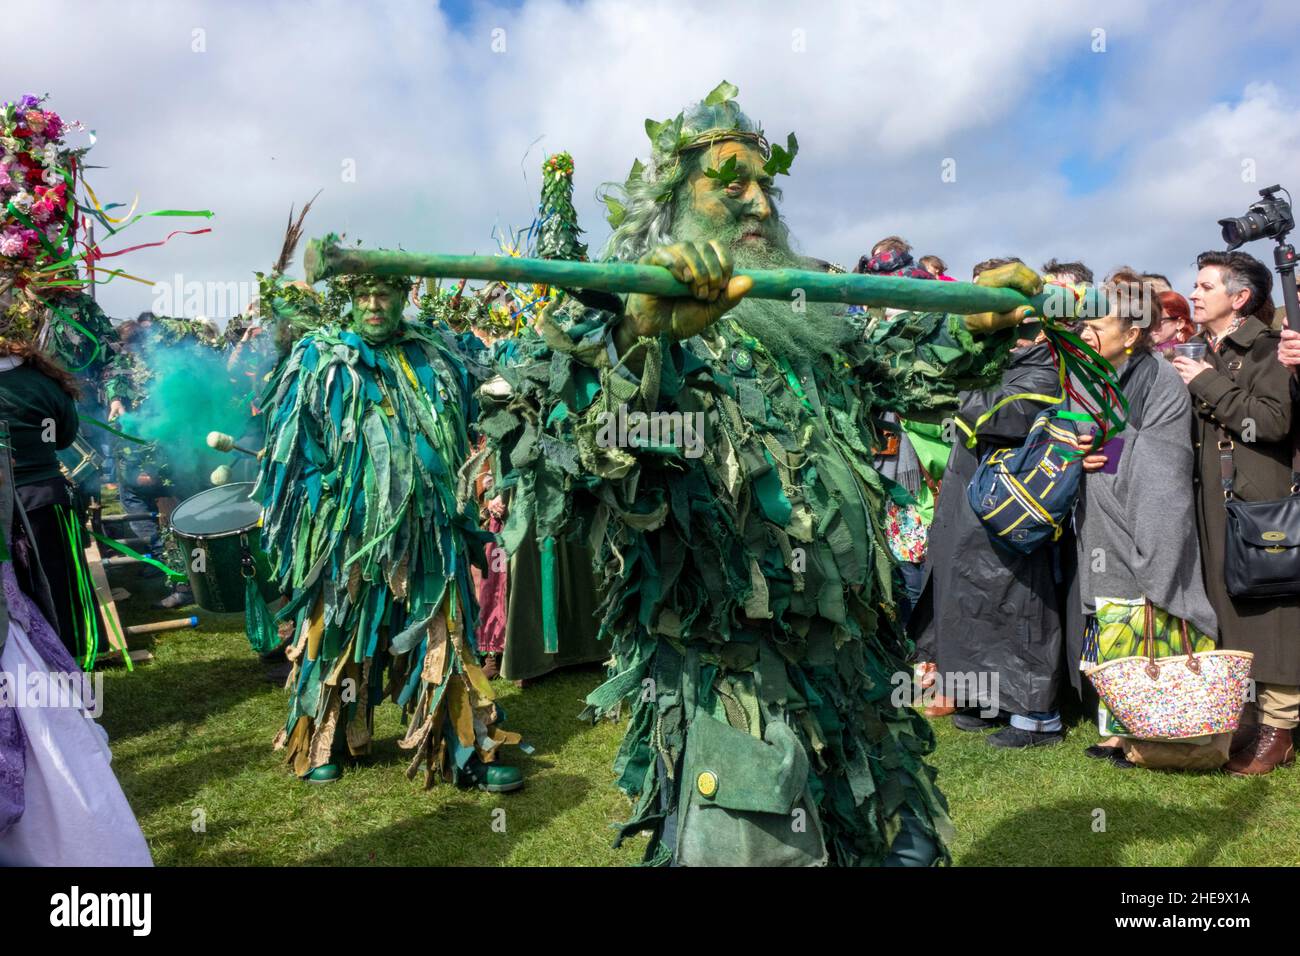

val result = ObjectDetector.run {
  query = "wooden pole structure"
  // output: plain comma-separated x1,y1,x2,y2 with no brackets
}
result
83,534,153,666
304,235,1070,317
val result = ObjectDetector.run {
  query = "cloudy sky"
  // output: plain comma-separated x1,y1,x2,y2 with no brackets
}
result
12,0,1300,319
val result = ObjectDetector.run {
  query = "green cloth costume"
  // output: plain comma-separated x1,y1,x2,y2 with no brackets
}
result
254,320,521,783
897,418,949,524
485,325,607,682
498,518,606,682
481,299,1016,865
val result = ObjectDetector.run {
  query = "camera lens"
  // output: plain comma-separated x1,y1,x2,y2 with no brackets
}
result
1219,213,1265,249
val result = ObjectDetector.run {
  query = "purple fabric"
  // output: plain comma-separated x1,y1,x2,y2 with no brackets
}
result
0,561,81,837
1099,436,1126,476
0,659,22,837
4,562,77,671
476,515,507,654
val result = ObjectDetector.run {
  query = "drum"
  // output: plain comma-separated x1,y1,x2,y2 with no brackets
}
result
58,434,103,489
168,482,276,613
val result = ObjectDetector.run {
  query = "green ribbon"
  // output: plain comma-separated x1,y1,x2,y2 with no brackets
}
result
83,416,151,445
91,531,187,582
56,505,112,671
244,574,280,655
540,534,558,654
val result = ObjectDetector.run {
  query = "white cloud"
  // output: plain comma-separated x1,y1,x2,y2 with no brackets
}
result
8,0,1299,318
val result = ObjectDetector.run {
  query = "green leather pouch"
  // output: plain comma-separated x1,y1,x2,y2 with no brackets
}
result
675,713,828,866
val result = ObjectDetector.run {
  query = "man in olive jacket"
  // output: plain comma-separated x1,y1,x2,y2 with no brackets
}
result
1173,250,1299,775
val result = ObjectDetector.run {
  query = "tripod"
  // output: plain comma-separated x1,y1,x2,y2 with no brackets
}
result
1272,239,1300,333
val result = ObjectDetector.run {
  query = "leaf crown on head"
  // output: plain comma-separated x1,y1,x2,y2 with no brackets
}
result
603,80,799,228
335,271,415,298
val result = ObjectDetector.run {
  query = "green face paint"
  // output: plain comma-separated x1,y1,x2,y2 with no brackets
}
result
353,289,405,344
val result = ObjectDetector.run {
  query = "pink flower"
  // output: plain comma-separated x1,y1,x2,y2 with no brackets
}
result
34,182,65,207
30,184,66,226
43,112,63,140
23,110,45,134
0,227,31,258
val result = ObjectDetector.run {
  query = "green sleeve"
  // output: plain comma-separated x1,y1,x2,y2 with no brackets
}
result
853,311,1018,419
103,352,136,405
478,302,663,555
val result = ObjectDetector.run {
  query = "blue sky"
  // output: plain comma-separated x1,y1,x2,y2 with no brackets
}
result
10,0,1300,318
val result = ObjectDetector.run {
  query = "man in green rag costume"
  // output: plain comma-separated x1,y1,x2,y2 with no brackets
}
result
479,82,1036,864
254,270,524,791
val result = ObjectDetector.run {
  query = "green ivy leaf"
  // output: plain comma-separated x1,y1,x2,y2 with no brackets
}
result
625,158,644,187
702,155,739,186
762,132,799,177
603,195,626,228
703,80,739,107
654,113,684,155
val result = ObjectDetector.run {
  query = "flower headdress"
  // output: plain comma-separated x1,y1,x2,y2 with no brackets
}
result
1,93,212,358
1,95,84,314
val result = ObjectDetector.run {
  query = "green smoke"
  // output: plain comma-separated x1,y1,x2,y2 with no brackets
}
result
119,333,270,496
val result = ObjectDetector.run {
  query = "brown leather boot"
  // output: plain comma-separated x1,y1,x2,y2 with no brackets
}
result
1229,722,1260,756
1225,725,1296,776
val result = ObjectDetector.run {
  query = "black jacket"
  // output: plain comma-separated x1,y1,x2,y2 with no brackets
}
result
910,343,1064,715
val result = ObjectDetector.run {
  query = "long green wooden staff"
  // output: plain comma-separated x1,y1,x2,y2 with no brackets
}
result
304,234,1073,318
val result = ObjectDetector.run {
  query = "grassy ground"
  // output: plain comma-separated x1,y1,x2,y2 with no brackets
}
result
99,562,1300,866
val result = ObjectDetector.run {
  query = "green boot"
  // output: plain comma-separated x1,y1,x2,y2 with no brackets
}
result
303,763,342,784
466,762,524,793
301,711,351,784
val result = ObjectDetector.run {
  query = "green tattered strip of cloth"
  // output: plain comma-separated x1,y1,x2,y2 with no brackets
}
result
254,324,519,783
479,300,1015,864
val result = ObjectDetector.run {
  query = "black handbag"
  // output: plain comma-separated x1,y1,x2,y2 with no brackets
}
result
1218,423,1300,598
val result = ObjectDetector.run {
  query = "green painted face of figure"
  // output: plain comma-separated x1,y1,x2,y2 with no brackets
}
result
353,287,406,343
674,141,785,266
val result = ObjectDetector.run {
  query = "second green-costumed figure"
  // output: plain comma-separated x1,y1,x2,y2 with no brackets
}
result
254,271,524,791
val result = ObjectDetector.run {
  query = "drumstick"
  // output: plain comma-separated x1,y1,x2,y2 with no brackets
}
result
211,465,232,486
206,431,260,457
125,616,199,635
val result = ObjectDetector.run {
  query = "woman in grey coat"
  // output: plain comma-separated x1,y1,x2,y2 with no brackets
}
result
1066,275,1218,768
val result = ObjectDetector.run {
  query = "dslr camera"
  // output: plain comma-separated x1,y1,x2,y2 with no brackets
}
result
1219,184,1294,250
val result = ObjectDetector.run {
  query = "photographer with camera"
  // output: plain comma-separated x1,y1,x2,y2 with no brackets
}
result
1173,249,1299,775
